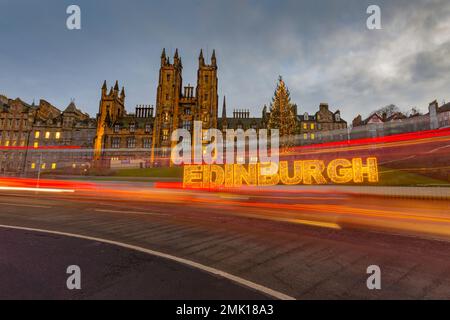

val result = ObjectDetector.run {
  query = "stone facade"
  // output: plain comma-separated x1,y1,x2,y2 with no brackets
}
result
0,95,96,175
93,80,155,168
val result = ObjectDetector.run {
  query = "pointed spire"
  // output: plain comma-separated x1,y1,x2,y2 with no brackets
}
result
114,80,119,91
174,48,179,59
161,48,167,66
199,49,205,66
211,49,216,66
102,80,107,90
120,86,125,99
222,96,227,119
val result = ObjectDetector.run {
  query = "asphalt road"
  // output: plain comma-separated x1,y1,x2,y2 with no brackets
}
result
0,227,268,299
0,187,450,299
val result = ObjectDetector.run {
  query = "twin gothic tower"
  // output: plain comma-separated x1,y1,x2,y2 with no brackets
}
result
94,48,219,166
151,48,219,163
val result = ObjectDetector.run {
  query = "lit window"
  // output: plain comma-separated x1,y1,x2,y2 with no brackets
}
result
51,163,56,169
311,133,315,140
31,163,36,169
41,163,46,169
311,123,315,130
45,131,50,139
162,129,169,141
5,140,9,147
303,123,307,130
72,164,76,168
303,133,308,140
55,132,61,139
34,131,40,139
33,142,39,148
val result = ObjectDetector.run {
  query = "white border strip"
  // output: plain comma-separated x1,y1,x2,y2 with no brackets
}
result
0,224,295,300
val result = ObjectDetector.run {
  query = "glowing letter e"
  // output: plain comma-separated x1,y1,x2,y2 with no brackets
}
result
66,5,81,30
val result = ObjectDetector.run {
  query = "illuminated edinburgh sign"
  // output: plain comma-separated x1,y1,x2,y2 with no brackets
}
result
183,157,379,188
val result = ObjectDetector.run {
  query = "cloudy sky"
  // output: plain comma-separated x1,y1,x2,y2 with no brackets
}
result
1,0,449,121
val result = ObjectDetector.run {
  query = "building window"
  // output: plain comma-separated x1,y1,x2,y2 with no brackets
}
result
303,133,308,140
182,120,191,131
55,132,61,139
127,137,136,148
162,129,169,141
51,163,56,170
145,124,151,133
35,131,40,139
41,163,46,169
114,124,120,133
33,142,38,148
303,123,307,130
166,74,170,81
143,138,151,148
311,123,315,130
311,133,315,140
31,163,36,169
185,108,191,115
4,140,9,147
129,123,135,133
335,113,340,121
112,137,120,149
205,75,209,83
45,131,50,139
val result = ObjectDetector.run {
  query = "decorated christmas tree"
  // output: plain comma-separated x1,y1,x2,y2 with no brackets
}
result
268,76,297,150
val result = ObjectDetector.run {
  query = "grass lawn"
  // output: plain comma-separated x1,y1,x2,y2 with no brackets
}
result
378,166,450,186
114,166,183,178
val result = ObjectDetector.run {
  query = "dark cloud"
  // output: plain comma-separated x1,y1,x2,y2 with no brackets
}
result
0,0,449,121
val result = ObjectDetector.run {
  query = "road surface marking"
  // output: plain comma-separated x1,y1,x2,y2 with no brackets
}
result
94,208,168,216
426,144,450,154
0,186,75,193
0,202,52,209
0,224,294,300
234,212,341,230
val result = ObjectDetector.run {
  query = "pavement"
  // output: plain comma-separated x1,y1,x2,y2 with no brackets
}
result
0,186,450,299
0,227,268,300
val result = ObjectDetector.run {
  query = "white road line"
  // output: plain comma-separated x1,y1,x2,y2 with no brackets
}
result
0,202,52,209
94,208,168,216
426,144,450,154
0,224,294,300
